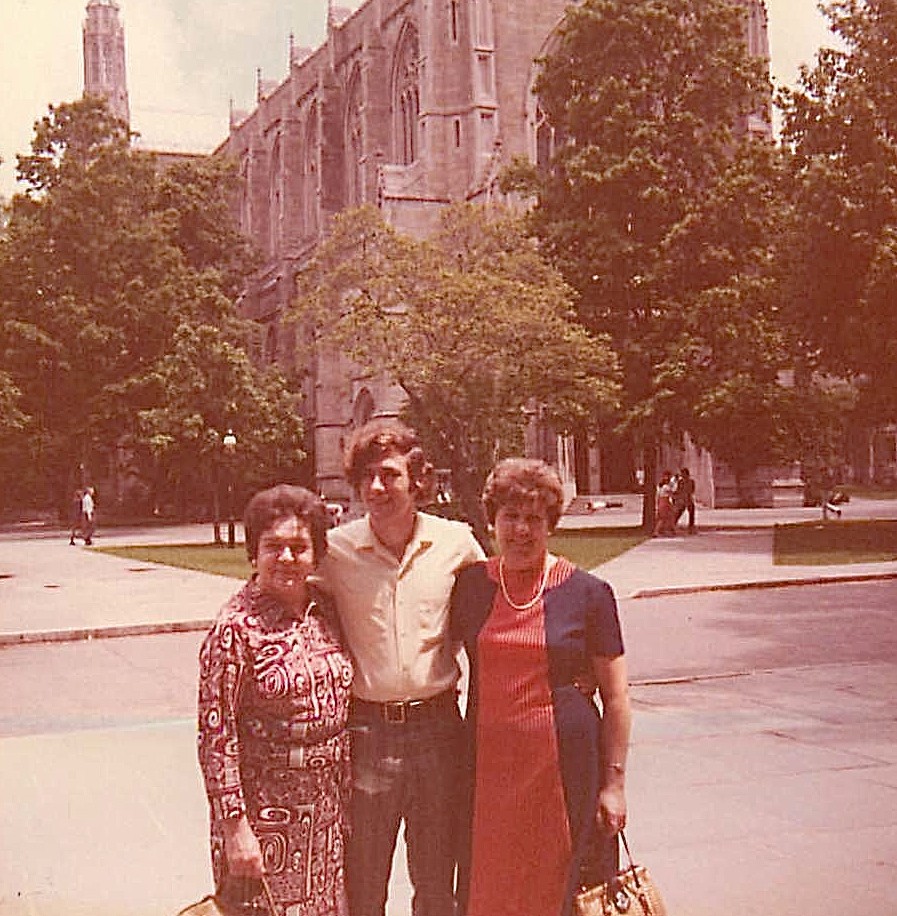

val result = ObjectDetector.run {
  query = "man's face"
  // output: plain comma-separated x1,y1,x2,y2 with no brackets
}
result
360,450,417,525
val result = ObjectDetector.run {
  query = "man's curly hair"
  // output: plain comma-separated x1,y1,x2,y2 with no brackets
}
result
344,418,436,505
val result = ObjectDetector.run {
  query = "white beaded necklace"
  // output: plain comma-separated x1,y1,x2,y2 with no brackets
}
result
498,557,549,611
289,598,317,631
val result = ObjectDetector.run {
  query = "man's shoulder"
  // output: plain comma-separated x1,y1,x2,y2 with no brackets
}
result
419,512,481,546
419,511,469,532
455,559,488,585
326,516,368,549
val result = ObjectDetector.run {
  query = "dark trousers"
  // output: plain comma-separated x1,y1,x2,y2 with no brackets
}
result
675,501,696,531
346,700,462,916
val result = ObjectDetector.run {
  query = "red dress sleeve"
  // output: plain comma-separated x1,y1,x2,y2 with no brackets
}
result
197,611,249,822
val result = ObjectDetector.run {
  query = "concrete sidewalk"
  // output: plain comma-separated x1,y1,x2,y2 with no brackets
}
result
0,529,237,644
2,506,897,916
2,498,897,643
598,526,897,600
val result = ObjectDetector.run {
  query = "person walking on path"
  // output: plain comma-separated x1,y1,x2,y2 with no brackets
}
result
197,485,354,916
68,488,83,545
673,468,696,534
320,419,485,916
653,472,676,537
81,487,97,545
451,459,631,916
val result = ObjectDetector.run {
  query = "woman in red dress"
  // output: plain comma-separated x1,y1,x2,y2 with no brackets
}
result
198,485,353,916
452,460,631,916
653,472,676,536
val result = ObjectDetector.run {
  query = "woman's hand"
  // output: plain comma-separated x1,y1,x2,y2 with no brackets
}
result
593,653,631,837
222,815,265,878
597,784,627,836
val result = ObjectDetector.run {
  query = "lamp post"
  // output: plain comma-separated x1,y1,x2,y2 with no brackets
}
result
222,429,237,548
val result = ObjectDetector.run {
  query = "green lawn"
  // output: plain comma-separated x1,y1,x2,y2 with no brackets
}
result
843,484,897,500
97,528,645,578
549,528,647,569
95,543,251,579
774,519,897,566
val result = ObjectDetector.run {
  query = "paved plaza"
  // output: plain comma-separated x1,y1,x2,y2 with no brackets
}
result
1,500,896,915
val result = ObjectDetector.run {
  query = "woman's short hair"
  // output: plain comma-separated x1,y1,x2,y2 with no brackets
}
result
343,418,435,505
481,458,565,530
243,484,329,563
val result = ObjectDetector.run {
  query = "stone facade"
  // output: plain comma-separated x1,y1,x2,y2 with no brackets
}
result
216,0,771,502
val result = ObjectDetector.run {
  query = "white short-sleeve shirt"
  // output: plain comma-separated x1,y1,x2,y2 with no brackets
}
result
320,512,485,702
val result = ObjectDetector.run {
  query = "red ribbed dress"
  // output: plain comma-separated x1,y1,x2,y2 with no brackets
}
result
466,556,573,916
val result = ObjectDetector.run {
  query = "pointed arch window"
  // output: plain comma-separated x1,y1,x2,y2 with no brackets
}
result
353,388,375,428
303,106,319,237
746,0,768,58
535,103,560,171
269,135,285,256
265,321,280,364
239,154,252,234
393,26,420,165
346,70,365,205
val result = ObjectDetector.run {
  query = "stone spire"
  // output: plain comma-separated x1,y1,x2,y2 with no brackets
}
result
82,0,130,127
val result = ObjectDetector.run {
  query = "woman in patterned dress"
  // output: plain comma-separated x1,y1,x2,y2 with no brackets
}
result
198,485,353,915
452,459,632,916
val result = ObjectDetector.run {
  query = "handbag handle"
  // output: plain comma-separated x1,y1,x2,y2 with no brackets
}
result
217,875,279,916
618,831,642,890
617,831,663,916
259,876,279,916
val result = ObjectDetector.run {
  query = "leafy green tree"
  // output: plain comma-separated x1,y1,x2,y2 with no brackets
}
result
293,205,620,543
0,371,35,516
504,0,799,522
0,97,287,515
779,0,897,425
127,323,305,535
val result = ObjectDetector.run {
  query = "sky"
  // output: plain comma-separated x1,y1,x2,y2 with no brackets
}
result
0,0,837,199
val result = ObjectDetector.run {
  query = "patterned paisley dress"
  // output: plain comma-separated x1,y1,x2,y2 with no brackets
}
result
198,578,354,916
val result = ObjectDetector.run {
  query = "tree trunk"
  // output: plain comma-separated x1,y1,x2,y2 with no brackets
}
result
212,468,223,545
453,464,491,553
641,438,658,534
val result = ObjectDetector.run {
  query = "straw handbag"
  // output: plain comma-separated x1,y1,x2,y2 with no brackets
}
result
574,832,667,916
176,876,279,916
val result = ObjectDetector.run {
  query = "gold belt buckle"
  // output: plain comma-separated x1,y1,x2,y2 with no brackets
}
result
383,701,408,724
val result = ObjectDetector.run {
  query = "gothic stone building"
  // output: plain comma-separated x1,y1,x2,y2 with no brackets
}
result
83,0,130,126
217,0,772,505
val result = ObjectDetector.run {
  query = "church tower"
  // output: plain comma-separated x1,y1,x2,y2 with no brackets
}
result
82,0,130,127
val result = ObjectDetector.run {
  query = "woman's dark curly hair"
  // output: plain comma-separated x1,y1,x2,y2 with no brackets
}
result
243,484,329,564
343,418,436,505
481,458,565,531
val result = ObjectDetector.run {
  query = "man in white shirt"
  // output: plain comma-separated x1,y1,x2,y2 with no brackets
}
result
321,419,484,916
80,486,96,545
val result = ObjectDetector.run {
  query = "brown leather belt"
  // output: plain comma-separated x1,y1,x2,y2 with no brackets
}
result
351,689,457,725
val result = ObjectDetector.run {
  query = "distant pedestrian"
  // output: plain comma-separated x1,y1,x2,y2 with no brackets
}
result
821,469,842,520
653,472,676,536
673,467,696,533
80,487,96,545
68,489,83,545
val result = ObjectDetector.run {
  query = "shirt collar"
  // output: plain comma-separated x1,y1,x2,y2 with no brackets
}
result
357,512,435,557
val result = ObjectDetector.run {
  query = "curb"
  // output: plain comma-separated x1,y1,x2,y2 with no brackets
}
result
3,571,897,648
628,570,897,600
0,618,214,647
